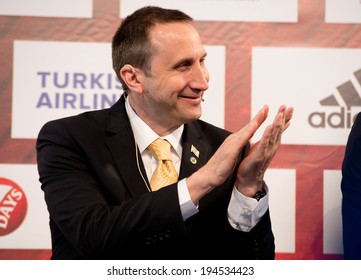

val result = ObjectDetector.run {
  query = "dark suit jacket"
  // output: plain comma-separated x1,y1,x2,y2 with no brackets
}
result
36,95,275,260
341,112,361,260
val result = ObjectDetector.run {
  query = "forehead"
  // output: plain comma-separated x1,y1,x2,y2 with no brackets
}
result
150,21,198,36
149,22,206,60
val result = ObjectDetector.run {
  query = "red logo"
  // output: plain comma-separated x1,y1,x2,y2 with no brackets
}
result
0,178,28,236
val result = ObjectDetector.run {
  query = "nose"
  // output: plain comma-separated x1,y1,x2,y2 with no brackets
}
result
189,63,209,92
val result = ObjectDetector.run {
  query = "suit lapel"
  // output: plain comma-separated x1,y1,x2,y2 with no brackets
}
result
179,122,210,180
104,96,212,197
105,96,150,198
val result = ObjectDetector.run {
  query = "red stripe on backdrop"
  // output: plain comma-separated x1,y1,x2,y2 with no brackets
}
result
272,145,345,260
0,250,51,260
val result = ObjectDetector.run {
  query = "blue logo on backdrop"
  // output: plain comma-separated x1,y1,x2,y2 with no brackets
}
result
36,71,123,110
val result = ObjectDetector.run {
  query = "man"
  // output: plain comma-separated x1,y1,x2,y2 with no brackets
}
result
36,6,293,260
341,112,361,260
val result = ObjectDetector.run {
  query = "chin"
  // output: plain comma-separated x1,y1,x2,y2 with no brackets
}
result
183,111,202,123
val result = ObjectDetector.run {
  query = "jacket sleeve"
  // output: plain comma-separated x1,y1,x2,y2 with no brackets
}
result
341,113,361,259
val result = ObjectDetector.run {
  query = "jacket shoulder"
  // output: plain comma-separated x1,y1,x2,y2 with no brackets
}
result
188,119,232,141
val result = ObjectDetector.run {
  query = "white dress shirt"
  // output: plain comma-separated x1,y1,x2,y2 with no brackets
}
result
125,96,268,232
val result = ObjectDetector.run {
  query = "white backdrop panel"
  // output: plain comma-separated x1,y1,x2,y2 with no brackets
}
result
120,0,298,22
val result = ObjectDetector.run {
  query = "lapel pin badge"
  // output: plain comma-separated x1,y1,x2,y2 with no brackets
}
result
190,144,200,158
190,156,197,165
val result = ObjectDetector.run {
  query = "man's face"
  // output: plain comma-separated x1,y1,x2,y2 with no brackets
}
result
140,22,209,131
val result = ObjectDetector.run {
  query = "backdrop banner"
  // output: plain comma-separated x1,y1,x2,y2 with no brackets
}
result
1,0,360,260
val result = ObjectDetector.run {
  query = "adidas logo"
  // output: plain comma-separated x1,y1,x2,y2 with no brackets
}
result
308,68,361,128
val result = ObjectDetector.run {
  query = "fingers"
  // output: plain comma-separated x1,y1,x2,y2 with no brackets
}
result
271,105,294,138
283,106,294,131
233,104,292,153
234,105,293,195
276,105,294,130
234,105,269,142
256,105,293,157
270,107,287,144
194,106,270,191
226,104,292,158
253,105,269,128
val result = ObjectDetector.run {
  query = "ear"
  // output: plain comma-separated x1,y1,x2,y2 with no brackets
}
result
119,64,144,93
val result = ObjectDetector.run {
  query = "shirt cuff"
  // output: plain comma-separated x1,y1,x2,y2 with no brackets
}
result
227,185,269,232
177,178,199,221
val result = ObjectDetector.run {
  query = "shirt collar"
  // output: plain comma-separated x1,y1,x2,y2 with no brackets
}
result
125,95,184,156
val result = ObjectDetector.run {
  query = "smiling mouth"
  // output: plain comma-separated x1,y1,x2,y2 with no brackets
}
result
182,96,199,99
179,95,203,104
180,94,203,100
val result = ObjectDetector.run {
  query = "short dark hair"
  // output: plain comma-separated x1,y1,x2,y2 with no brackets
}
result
112,6,193,90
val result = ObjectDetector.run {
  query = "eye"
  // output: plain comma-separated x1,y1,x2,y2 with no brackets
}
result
176,61,192,71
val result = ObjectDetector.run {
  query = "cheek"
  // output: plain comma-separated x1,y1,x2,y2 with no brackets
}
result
159,77,188,96
146,73,189,100
169,76,189,92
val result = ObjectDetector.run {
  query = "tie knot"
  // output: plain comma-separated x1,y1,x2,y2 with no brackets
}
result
147,139,172,161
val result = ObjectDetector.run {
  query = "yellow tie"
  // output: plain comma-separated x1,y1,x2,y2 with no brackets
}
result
147,139,178,191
